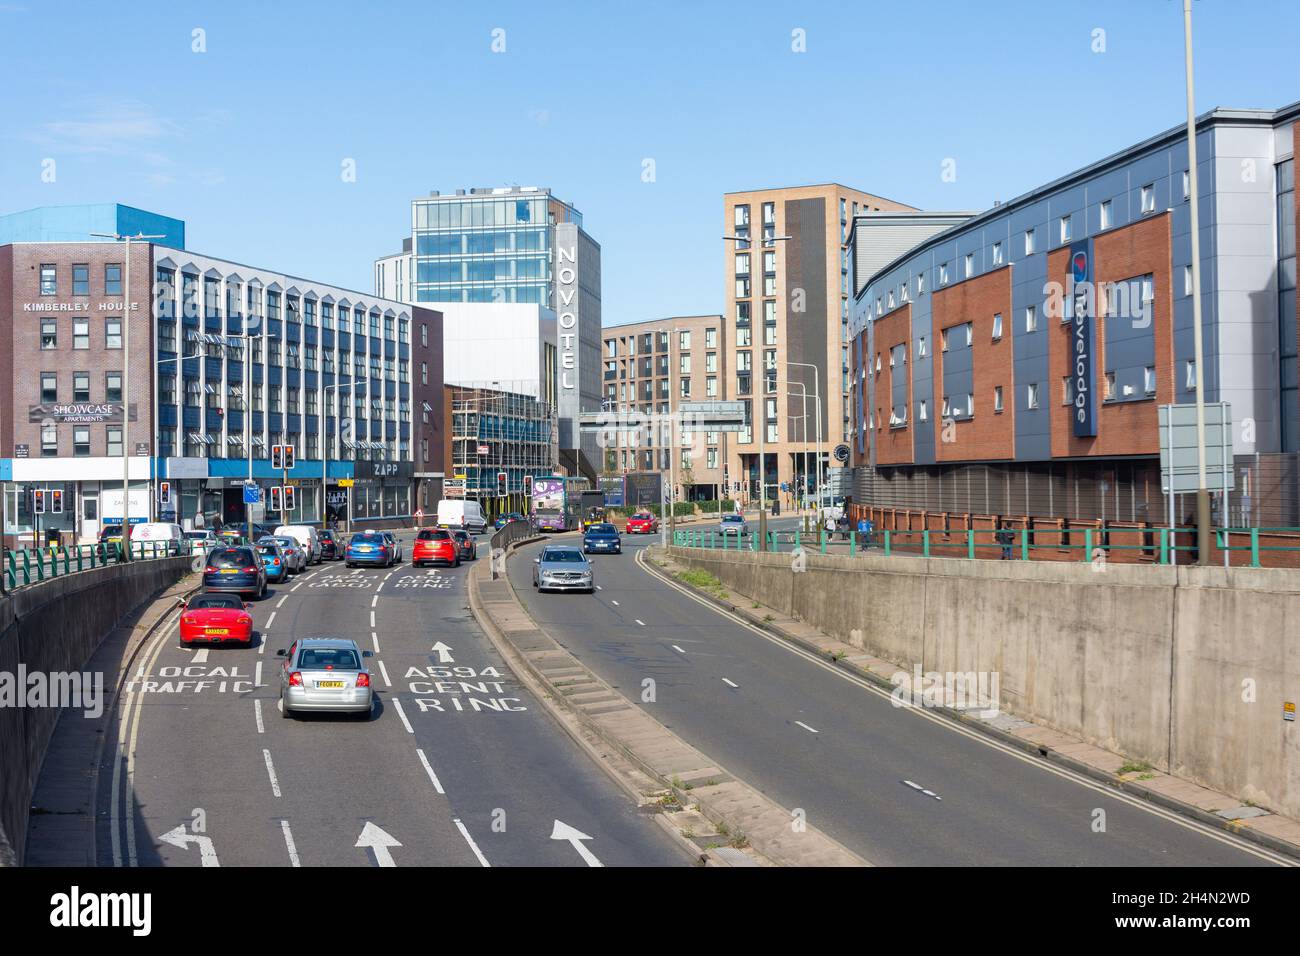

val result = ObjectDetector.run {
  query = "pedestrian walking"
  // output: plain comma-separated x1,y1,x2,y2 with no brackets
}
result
996,521,1014,560
836,513,850,541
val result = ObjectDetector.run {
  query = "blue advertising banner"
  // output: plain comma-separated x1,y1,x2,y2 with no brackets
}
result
1069,239,1097,437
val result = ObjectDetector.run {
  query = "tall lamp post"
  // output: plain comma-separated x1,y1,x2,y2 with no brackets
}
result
724,233,791,551
785,380,811,513
646,325,689,538
91,231,163,561
1182,0,1211,564
324,380,364,533
788,360,823,516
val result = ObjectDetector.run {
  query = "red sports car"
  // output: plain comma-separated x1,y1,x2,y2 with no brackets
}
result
625,511,659,534
178,592,255,646
413,528,460,567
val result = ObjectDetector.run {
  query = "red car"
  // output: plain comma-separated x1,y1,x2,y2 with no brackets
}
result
178,592,254,646
625,511,659,534
413,528,460,567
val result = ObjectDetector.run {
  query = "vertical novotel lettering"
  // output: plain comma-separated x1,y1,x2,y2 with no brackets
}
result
557,245,577,390
1070,239,1097,437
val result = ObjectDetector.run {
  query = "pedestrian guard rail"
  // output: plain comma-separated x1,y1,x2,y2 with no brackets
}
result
3,540,183,591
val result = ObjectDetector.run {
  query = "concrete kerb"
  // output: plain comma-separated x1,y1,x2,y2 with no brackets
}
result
468,534,865,867
646,545,1300,865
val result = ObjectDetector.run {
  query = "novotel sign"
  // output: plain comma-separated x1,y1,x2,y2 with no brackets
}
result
557,245,578,391
1069,239,1097,437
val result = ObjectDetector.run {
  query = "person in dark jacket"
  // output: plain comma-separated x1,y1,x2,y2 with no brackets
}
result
996,522,1015,560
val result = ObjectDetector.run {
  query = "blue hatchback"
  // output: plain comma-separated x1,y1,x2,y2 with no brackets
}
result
256,542,289,583
345,532,392,567
582,523,622,555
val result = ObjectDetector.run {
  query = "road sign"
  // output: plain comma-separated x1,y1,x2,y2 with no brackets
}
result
477,444,490,456
338,478,355,487
243,484,262,505
1158,402,1234,494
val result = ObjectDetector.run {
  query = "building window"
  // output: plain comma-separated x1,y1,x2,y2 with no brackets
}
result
1062,376,1074,405
1059,215,1072,244
1026,383,1039,409
41,423,57,456
1182,170,1190,200
992,242,1003,266
1141,183,1156,214
965,253,974,278
705,328,717,349
73,426,91,457
41,372,57,403
941,328,950,352
73,371,90,402
1105,371,1116,400
107,426,123,458
72,263,89,296
1183,265,1193,296
1100,199,1113,230
917,272,926,294
106,319,122,349
965,323,973,347
1024,228,1036,255
40,264,57,295
421,362,428,385
918,336,927,357
41,318,57,349
994,386,1004,413
918,399,928,422
991,313,1003,340
939,262,949,285
1144,366,1157,395
104,263,122,295
1185,360,1197,391
706,376,718,397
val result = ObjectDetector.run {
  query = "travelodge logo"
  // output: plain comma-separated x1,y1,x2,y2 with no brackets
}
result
1071,250,1088,284
1070,240,1097,438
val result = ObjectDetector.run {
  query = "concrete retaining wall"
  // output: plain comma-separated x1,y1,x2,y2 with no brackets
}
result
668,546,1300,820
0,557,191,865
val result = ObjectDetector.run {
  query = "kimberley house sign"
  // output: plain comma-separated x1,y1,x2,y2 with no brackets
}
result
22,300,141,312
29,403,138,424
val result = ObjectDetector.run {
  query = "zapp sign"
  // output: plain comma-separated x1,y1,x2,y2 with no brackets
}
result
1069,239,1097,438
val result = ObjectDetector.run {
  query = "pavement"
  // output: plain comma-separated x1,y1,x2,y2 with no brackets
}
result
26,531,690,868
502,521,1291,867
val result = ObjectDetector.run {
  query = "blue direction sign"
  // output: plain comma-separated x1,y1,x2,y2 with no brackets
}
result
243,483,262,505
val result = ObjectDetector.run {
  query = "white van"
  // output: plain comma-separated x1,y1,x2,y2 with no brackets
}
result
437,499,488,534
131,522,185,554
274,525,321,564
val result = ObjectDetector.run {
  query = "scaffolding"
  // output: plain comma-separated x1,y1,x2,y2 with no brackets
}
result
448,382,558,518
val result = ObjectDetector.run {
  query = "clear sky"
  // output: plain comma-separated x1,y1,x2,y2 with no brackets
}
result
1,1,1296,324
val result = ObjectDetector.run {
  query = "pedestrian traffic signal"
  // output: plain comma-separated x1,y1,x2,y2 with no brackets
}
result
33,489,45,514
50,489,63,514
497,472,508,497
271,445,284,470
269,485,283,512
283,485,296,512
159,481,171,506
283,445,295,470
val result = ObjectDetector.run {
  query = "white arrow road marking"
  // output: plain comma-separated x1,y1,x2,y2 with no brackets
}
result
454,818,490,867
416,748,445,794
263,749,282,797
377,660,392,687
903,780,942,800
550,820,603,867
355,822,401,867
192,648,209,664
254,699,265,734
794,720,819,734
722,678,739,688
392,697,413,733
158,825,220,866
430,642,454,664
280,820,301,866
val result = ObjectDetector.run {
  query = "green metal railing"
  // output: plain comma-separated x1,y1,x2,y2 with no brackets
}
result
3,540,183,591
672,525,1300,569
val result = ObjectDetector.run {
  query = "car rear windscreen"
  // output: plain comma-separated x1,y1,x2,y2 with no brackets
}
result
188,594,243,610
418,529,451,540
209,549,253,568
298,648,361,670
351,534,384,544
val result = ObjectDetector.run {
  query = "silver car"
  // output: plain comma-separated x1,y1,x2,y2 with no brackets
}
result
277,637,374,719
382,531,403,563
532,545,595,593
720,513,749,536
261,535,306,573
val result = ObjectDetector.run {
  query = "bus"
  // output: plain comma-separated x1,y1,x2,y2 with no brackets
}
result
530,476,592,531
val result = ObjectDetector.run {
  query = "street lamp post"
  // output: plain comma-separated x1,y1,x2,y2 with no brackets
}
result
724,233,791,551
788,361,823,516
785,380,810,514
1182,0,1211,565
91,231,163,561
644,325,689,538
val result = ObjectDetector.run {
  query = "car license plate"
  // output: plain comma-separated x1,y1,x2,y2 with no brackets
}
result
316,680,345,689
220,568,239,574
358,546,372,552
205,628,229,635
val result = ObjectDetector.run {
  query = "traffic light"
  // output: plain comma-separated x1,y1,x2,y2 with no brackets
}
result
723,463,729,484
271,445,284,470
159,481,171,506
33,489,45,514
283,445,295,470
523,475,533,497
497,472,508,497
269,485,283,512
50,489,63,514
283,485,296,512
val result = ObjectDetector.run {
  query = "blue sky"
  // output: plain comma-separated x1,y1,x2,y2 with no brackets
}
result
1,1,1297,324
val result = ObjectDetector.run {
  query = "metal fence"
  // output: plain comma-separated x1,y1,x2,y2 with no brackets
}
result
672,526,1300,568
4,541,184,591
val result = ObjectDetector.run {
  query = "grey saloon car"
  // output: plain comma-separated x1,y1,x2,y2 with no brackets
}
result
532,546,595,593
277,637,374,719
719,513,749,536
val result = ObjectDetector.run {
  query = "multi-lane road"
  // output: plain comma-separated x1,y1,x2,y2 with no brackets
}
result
32,533,687,868
509,517,1288,867
27,518,1291,867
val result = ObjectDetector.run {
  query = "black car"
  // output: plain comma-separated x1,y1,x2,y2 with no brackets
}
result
451,529,477,561
318,529,341,561
202,546,267,598
582,523,622,555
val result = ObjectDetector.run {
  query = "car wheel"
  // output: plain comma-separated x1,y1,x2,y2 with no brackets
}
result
453,556,461,568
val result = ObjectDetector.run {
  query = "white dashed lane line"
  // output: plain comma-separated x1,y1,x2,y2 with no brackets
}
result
254,699,265,734
794,720,820,734
904,780,942,800
671,645,685,654
722,678,739,688
377,660,392,688
392,697,413,733
371,595,378,608
192,649,209,664
416,748,445,794
610,600,619,606
634,619,646,627
454,818,491,867
266,611,277,628
369,610,375,628
263,749,282,797
371,632,381,653
277,596,288,608
280,820,301,866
